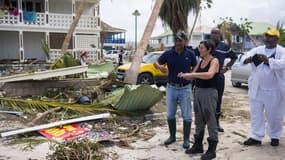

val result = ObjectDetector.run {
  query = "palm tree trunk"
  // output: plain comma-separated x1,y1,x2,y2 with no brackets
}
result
171,0,177,34
124,0,164,84
188,8,200,41
61,0,87,54
100,31,107,61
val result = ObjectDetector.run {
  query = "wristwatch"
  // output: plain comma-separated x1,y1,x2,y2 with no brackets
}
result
224,66,231,70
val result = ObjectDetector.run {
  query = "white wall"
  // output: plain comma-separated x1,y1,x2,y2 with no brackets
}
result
189,34,203,47
49,0,95,15
49,0,72,14
80,2,96,16
0,31,19,59
23,32,46,60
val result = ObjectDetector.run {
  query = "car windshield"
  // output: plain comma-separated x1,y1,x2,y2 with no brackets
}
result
142,53,161,63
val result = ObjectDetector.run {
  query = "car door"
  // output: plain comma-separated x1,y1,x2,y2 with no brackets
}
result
231,54,251,84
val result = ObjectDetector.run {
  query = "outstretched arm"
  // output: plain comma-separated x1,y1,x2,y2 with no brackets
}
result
178,58,219,80
222,50,237,73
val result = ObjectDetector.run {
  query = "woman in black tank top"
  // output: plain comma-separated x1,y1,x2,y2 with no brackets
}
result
178,40,220,160
178,40,219,82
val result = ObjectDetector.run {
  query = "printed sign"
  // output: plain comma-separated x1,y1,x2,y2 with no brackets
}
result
39,124,88,141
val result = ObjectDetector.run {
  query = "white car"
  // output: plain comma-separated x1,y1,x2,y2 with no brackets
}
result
123,50,135,58
231,53,251,87
104,50,121,60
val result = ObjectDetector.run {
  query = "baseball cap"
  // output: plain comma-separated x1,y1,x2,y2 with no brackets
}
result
264,28,280,38
175,31,188,40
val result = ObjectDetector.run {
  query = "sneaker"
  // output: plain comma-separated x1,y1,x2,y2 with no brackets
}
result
217,126,224,132
271,139,279,146
243,138,261,146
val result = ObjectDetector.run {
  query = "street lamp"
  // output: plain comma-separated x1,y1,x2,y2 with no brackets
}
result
132,9,141,52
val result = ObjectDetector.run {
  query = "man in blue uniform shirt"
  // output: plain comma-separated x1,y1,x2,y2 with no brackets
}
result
154,31,197,149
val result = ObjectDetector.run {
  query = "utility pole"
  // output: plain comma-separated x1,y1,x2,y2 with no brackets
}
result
132,9,141,52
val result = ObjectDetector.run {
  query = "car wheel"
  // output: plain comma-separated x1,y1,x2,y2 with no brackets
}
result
232,81,242,87
137,73,154,84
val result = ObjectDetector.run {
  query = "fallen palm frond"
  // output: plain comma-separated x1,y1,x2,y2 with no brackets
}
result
50,52,80,70
0,97,130,117
0,85,163,117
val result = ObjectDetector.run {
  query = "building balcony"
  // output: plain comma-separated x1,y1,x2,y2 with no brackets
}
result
0,11,100,32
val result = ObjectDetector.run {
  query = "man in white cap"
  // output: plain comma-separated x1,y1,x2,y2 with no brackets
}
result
243,28,285,146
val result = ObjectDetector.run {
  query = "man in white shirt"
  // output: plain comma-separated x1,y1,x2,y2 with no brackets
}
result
242,28,285,147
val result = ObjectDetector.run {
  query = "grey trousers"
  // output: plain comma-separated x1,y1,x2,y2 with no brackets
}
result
194,87,218,141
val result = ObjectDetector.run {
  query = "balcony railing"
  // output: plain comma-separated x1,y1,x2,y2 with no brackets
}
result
50,49,99,63
49,13,73,28
0,11,19,24
0,11,99,30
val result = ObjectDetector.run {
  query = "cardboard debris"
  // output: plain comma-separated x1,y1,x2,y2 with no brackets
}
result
77,130,113,142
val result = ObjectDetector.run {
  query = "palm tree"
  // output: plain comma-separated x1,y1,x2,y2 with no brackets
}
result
217,17,252,50
276,21,285,47
188,0,212,41
61,0,100,54
159,0,211,36
100,30,107,60
124,0,213,84
124,0,164,84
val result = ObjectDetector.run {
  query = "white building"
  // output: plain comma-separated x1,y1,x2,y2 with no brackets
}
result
0,0,101,64
101,20,126,51
150,22,276,52
150,25,211,49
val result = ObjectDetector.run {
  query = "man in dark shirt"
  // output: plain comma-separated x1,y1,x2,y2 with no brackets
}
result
118,49,124,66
154,31,197,149
209,28,237,132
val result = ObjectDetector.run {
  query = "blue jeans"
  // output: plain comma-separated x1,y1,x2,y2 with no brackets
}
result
166,83,192,122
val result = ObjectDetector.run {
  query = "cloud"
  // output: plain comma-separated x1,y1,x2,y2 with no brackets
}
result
100,0,158,42
100,0,284,42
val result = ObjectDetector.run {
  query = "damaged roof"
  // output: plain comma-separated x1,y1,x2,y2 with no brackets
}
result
101,20,126,33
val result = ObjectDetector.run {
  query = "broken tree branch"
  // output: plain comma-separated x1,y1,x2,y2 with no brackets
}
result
29,107,63,126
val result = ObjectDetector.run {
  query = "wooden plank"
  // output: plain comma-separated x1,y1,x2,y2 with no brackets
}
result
0,113,111,137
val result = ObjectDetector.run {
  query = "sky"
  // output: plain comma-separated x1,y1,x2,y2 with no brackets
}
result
100,0,285,42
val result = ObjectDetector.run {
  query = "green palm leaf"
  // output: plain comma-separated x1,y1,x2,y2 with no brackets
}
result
41,39,50,60
159,0,211,34
0,97,129,117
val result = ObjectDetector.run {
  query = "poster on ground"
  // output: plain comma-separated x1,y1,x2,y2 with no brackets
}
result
39,124,88,141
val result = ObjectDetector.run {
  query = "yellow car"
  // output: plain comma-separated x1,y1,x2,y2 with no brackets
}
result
116,51,167,84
